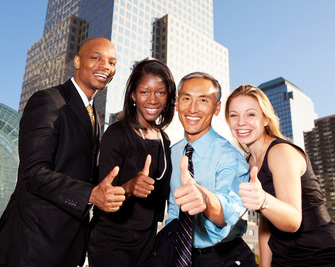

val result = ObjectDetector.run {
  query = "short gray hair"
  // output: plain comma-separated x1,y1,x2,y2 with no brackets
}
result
177,72,222,103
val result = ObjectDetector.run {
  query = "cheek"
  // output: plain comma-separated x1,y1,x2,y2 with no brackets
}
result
161,96,168,106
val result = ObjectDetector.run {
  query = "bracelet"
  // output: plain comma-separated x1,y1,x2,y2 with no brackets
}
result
260,192,267,210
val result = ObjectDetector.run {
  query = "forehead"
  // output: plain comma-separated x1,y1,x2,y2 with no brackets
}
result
179,78,216,96
229,95,260,110
80,39,116,58
137,74,165,87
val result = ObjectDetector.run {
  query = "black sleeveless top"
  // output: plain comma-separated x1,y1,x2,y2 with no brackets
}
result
258,139,335,266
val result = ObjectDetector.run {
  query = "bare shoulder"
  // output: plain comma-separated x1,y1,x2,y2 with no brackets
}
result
267,142,306,175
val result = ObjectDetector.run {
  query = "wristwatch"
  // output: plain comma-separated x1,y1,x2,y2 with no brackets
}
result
260,192,267,210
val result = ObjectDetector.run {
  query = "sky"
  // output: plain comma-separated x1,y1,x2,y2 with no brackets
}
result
1,0,334,118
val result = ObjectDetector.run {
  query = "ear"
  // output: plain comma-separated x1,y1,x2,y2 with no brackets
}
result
131,92,136,102
214,101,221,116
264,116,269,127
175,97,179,112
74,55,80,70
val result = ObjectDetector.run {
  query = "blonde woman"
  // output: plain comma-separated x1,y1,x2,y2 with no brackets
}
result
225,85,335,266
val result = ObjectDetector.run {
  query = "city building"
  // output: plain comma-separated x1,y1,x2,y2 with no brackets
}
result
304,115,335,220
258,77,317,149
0,104,20,217
20,0,231,144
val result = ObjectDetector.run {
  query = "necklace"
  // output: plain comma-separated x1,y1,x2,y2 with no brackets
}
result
139,128,167,181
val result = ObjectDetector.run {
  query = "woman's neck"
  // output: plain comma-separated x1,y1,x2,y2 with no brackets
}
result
248,135,275,167
138,127,160,140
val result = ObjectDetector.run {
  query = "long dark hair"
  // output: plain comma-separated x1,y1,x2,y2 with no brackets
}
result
120,59,176,130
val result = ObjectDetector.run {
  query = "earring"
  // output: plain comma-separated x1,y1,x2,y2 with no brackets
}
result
133,102,136,106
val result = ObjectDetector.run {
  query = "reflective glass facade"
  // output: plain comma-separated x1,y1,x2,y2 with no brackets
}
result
258,77,317,149
0,104,20,217
20,0,230,144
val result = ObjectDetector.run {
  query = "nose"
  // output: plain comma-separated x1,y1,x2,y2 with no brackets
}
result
99,58,110,70
147,93,158,104
238,116,246,125
189,100,198,113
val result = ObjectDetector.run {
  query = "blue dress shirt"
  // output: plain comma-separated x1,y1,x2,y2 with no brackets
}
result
167,127,249,248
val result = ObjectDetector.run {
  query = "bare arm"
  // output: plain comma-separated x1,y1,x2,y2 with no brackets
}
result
240,143,304,232
196,185,226,228
262,143,305,232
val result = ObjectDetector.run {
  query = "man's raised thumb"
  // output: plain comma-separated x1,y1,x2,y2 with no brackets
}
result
180,156,192,186
249,166,259,183
104,166,120,185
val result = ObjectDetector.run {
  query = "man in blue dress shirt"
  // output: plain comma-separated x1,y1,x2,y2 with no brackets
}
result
167,72,256,266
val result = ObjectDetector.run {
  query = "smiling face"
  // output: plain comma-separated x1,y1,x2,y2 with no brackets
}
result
227,95,269,148
74,38,117,100
131,74,168,128
177,78,221,142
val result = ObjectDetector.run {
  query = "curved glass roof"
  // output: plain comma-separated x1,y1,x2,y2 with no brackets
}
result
0,103,20,216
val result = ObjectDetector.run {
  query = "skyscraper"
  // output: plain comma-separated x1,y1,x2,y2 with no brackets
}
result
304,115,335,220
258,77,317,149
20,0,230,144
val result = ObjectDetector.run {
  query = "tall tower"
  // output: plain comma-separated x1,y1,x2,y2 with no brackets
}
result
19,0,230,144
304,115,335,220
258,77,317,149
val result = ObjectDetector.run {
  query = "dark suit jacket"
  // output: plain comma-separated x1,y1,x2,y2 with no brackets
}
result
0,79,100,267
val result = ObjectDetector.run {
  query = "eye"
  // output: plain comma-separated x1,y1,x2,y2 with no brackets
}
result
109,61,116,66
229,114,237,118
156,91,166,96
248,113,255,117
140,91,149,95
200,98,208,103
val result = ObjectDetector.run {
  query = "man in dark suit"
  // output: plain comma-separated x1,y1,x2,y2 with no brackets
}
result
0,38,126,267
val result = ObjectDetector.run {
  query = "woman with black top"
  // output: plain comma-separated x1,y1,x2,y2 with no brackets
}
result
88,59,176,266
225,85,335,267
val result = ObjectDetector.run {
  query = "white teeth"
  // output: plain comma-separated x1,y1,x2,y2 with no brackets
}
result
146,109,158,112
186,116,200,121
237,130,251,134
95,73,107,79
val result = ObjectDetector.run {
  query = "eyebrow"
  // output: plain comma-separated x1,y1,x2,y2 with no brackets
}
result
91,51,117,61
179,92,212,98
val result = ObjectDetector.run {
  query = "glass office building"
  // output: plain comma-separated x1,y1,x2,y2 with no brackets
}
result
258,77,317,149
20,0,230,144
304,115,335,220
0,104,20,217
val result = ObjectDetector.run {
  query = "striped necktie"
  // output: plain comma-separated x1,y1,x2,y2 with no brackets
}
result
175,144,194,267
86,105,95,128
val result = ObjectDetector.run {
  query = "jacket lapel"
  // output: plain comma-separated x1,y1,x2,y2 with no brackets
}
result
61,80,94,142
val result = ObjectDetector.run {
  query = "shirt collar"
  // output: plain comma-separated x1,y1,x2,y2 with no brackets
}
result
71,77,93,107
185,127,216,158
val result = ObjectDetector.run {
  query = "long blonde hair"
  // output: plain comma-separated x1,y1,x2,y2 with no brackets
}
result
225,85,286,154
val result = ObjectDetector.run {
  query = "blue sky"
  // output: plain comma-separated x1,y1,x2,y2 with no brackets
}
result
1,0,334,118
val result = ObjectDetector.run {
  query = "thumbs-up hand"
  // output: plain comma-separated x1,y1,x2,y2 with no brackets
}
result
239,166,266,210
89,166,126,213
173,156,206,215
122,154,155,198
